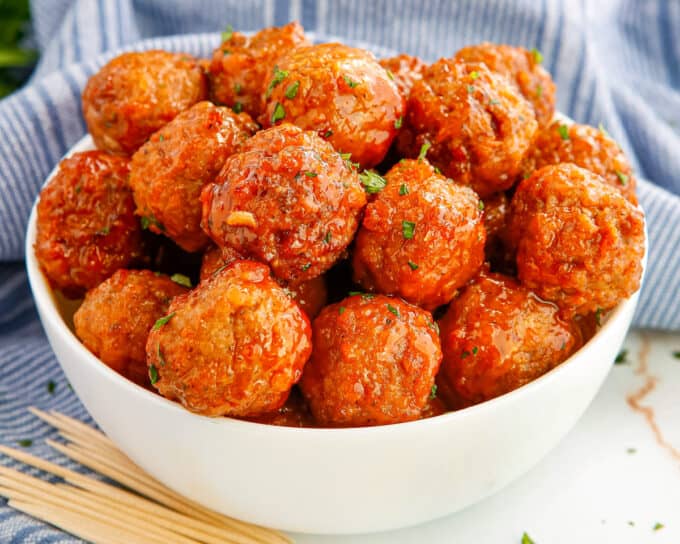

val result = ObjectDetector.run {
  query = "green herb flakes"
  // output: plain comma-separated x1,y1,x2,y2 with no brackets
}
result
470,70,480,80
535,84,543,98
478,200,485,211
521,532,535,544
359,171,387,194
343,75,360,88
234,82,242,95
153,312,175,331
653,522,664,531
338,306,346,315
387,304,400,317
386,69,395,80
407,261,419,271
417,141,431,161
171,274,192,288
615,349,628,364
531,48,543,64
17,439,32,448
558,124,570,141
266,67,289,97
140,214,164,232
232,102,243,114
394,116,403,129
271,102,286,124
324,130,333,138
304,171,318,178
47,380,56,394
323,232,331,244
615,170,629,186
429,384,437,400
595,308,603,326
461,350,471,359
149,364,159,385
399,183,409,196
402,220,416,239
429,321,440,334
285,81,300,99
221,24,234,42
598,123,610,137
467,84,475,94
158,134,164,142
489,99,501,106
301,263,311,271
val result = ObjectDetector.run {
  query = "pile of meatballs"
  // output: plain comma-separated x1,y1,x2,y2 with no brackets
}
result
34,22,645,427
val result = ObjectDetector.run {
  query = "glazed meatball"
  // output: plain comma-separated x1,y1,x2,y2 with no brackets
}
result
35,151,144,298
82,51,207,155
146,260,312,417
481,192,515,273
507,164,645,316
454,43,556,126
378,54,425,99
201,124,367,283
129,101,257,252
74,270,187,386
521,121,637,203
209,22,310,119
397,59,538,197
245,388,315,427
437,270,580,408
299,294,442,427
200,244,328,318
262,43,405,168
352,159,485,309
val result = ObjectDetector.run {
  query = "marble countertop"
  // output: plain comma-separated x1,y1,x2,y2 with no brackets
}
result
293,330,680,544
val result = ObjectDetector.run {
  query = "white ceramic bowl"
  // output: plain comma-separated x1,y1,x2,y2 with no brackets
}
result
26,135,644,535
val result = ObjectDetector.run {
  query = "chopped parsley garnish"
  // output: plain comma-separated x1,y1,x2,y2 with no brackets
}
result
304,171,318,178
348,291,374,300
399,184,409,196
429,321,439,334
467,84,475,94
340,152,359,169
598,123,609,137
171,274,192,288
461,350,471,359
285,81,300,99
149,364,159,385
408,261,419,271
343,75,360,88
158,134,164,142
266,66,289,97
521,532,535,544
324,129,333,138
489,99,501,105
338,306,346,315
222,49,231,55
387,304,400,317
429,384,437,400
394,116,403,129
359,171,387,194
96,226,110,236
386,69,394,80
470,70,480,80
595,308,603,326
653,523,664,531
141,214,164,231
433,166,442,175
323,232,331,244
234,82,242,95
153,312,175,331
557,124,570,141
301,263,311,271
17,439,32,448
535,84,543,98
615,349,628,364
402,220,416,239
478,200,485,211
221,24,234,42
417,141,431,161
47,380,56,394
615,170,629,186
157,344,166,367
271,102,286,124
472,346,478,355
232,102,243,114
530,48,543,64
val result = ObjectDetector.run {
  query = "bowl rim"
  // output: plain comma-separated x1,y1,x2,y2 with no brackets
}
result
25,133,647,438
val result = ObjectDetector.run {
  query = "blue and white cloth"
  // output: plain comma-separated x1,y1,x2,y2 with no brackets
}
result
1,1,679,541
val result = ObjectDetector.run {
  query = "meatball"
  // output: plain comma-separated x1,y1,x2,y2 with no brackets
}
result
129,101,257,252
74,270,187,386
35,151,144,298
397,59,538,197
200,244,328,318
244,388,315,427
201,124,367,283
481,192,515,273
454,43,556,126
82,51,207,155
146,260,312,417
299,294,442,427
378,54,425,99
437,270,580,408
521,121,637,203
352,159,485,309
209,22,310,120
262,43,405,168
507,164,645,316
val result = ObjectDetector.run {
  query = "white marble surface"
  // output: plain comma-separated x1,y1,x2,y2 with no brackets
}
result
292,330,680,544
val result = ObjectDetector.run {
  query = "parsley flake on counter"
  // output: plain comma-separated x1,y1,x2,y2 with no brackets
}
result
17,439,32,448
47,380,56,394
394,116,403,129
615,170,629,186
221,24,234,42
171,274,192,288
266,67,289,97
285,80,300,99
615,349,628,364
271,102,286,124
653,522,664,531
387,304,400,317
521,532,535,544
149,364,159,385
402,220,416,239
429,384,437,400
343,75,360,88
408,261,418,271
399,183,409,196
359,171,387,194
417,141,431,161
530,48,543,64
557,124,570,141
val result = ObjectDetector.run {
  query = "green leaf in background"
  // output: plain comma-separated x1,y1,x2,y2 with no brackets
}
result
0,0,37,98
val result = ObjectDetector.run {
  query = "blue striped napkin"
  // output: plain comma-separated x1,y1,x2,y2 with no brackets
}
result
1,1,679,541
